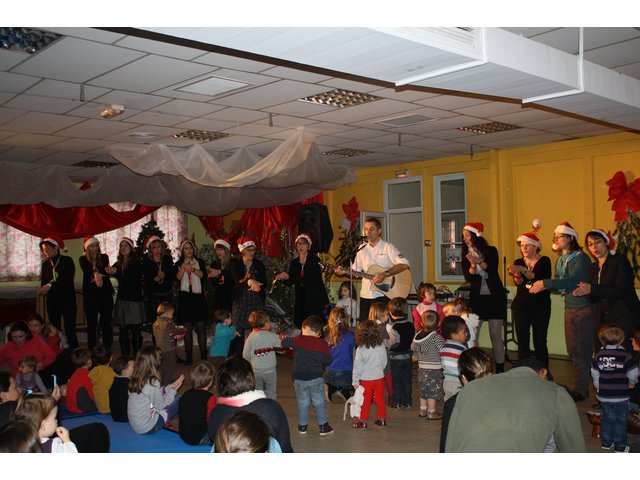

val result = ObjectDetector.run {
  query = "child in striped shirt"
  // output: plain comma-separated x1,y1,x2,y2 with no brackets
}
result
242,310,281,400
411,310,445,420
440,316,469,401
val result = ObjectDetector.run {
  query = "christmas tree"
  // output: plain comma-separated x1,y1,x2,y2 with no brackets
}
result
136,219,166,256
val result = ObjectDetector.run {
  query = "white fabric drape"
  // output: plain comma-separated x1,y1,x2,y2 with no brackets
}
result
0,130,356,216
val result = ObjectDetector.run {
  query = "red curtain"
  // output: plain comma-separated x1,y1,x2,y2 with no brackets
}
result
0,203,159,240
198,193,324,256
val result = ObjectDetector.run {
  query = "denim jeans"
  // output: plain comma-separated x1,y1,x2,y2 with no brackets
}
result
600,400,628,450
390,357,413,406
294,377,328,426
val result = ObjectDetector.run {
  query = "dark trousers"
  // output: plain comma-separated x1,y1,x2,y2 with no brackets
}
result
358,297,389,322
184,321,208,362
512,307,551,367
118,324,141,356
46,294,78,349
390,356,413,406
83,293,114,350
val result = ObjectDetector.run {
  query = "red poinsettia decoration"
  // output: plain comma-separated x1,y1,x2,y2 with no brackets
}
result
606,171,640,222
341,196,360,232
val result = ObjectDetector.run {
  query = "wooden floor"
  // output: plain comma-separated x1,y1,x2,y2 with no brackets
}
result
158,334,637,454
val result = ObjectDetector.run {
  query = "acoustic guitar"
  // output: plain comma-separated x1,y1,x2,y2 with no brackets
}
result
319,262,413,299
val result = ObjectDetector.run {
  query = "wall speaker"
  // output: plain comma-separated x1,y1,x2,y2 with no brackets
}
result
297,203,334,253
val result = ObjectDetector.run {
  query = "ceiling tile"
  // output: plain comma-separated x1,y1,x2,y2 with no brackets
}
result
5,94,83,114
416,95,490,110
0,49,30,70
309,99,421,123
90,55,214,93
1,111,85,134
0,147,55,163
194,51,276,73
54,119,142,139
12,37,146,83
211,80,323,109
46,138,111,153
259,66,332,83
24,79,109,101
46,28,126,44
123,111,192,127
204,107,267,123
0,71,42,93
93,90,171,111
154,99,226,117
0,107,28,126
114,35,207,60
33,151,95,166
1,133,68,148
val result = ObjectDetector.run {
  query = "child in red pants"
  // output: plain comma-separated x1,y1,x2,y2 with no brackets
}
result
352,320,387,428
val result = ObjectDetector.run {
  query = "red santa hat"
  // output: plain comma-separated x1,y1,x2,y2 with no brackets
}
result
237,236,256,252
39,236,65,251
83,236,99,251
463,222,484,237
119,237,135,250
587,229,616,254
295,233,313,247
214,239,231,250
554,221,578,239
144,235,163,252
517,232,540,248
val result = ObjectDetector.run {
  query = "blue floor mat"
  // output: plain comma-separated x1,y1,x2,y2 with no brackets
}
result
61,413,211,453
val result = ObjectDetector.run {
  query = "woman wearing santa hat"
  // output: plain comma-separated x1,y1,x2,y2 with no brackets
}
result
529,221,594,402
142,236,176,334
175,239,209,365
229,237,267,357
573,229,640,352
461,223,507,372
275,233,330,329
106,237,145,356
507,232,552,370
78,236,114,350
207,239,235,313
37,237,78,349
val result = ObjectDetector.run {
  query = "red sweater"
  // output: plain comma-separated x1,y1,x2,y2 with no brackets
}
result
0,336,56,376
66,367,95,413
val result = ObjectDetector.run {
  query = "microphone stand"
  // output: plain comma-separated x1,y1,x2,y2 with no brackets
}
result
350,239,368,327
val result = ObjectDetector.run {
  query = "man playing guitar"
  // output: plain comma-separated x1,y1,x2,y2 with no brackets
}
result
336,217,410,321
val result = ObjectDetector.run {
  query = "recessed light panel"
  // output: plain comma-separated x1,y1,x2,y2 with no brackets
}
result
172,130,231,142
457,121,521,134
73,160,117,169
299,89,380,109
322,148,372,157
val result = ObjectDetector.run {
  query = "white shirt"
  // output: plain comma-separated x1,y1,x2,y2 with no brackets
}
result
351,239,410,299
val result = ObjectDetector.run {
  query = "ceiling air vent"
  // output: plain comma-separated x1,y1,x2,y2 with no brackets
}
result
299,89,380,109
457,122,521,134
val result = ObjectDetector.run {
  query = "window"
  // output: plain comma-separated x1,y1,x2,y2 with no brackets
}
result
434,173,466,281
96,204,187,262
0,205,187,281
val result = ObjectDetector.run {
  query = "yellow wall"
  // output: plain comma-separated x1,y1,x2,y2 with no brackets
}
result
323,132,640,357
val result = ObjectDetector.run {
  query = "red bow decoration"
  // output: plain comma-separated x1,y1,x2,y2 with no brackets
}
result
342,196,360,232
606,171,640,222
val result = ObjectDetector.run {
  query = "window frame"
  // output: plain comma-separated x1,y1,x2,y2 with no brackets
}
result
434,172,466,282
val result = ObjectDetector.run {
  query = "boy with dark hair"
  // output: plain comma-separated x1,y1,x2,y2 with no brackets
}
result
243,310,281,400
66,347,97,413
209,309,239,370
591,324,638,453
88,345,116,414
153,301,185,384
440,315,469,401
178,362,217,445
0,372,21,428
109,354,134,422
282,315,334,436
387,297,415,408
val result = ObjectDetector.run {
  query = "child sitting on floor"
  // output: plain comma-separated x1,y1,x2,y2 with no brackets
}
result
179,362,217,445
66,347,97,414
88,345,116,414
109,354,134,422
243,310,281,400
12,392,78,453
16,355,47,393
127,344,184,434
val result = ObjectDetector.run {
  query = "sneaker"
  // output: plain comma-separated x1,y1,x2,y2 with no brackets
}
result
427,411,443,420
319,423,334,436
601,443,613,450
418,410,428,418
374,418,386,426
352,420,367,429
388,402,400,409
298,424,308,435
614,445,630,453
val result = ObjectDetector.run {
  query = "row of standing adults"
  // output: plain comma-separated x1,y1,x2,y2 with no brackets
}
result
464,220,640,401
